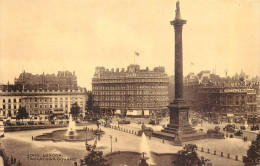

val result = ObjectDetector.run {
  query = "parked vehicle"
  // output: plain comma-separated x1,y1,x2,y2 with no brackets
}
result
16,121,25,126
5,120,14,126
38,121,44,125
0,120,4,137
240,126,246,130
191,118,199,125
149,119,159,125
234,130,243,136
28,121,35,125
118,119,130,124
223,124,238,133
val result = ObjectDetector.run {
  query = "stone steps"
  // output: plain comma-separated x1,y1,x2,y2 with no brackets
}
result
162,127,196,135
153,131,208,142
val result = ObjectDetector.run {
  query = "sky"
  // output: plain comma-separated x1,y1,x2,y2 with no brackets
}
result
0,0,260,90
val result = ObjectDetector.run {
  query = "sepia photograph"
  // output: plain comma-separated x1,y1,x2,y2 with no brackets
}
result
0,0,259,165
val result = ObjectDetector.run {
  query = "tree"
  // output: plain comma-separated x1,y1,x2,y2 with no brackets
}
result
81,144,110,166
70,102,81,120
173,144,209,166
243,134,260,166
86,91,93,111
93,106,102,118
16,107,29,123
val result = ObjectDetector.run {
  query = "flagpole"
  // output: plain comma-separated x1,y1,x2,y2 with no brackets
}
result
134,53,135,65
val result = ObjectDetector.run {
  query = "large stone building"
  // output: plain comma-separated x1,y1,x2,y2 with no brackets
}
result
92,64,169,116
198,82,257,122
0,71,86,119
183,71,258,122
15,70,77,89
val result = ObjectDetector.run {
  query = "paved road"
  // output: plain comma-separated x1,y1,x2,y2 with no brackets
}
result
0,121,248,166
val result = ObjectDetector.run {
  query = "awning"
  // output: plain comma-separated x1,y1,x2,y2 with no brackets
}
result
126,110,142,116
227,114,234,117
144,110,150,116
135,110,142,116
115,110,121,114
126,110,134,116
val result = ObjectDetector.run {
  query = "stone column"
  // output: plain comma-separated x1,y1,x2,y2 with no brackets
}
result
172,20,186,100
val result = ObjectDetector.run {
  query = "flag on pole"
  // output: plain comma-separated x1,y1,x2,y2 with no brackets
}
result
135,51,139,56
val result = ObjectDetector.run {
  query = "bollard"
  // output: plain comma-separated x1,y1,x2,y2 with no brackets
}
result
201,147,204,152
221,152,223,157
227,154,230,158
207,149,210,153
236,155,238,161
214,150,216,155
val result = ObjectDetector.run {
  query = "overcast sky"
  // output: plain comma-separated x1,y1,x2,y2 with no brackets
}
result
0,0,260,90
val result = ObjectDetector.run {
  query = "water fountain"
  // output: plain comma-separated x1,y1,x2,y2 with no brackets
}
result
34,116,104,142
140,132,155,166
66,115,77,136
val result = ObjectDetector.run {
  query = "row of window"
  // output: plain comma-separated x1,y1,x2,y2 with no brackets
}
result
2,104,21,110
1,102,83,110
24,97,84,103
101,73,166,78
97,102,168,107
93,78,168,84
210,107,257,113
93,85,168,90
94,96,168,101
93,90,168,95
2,99,21,103
26,103,83,109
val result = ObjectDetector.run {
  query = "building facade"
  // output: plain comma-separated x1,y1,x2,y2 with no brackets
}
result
15,71,77,89
183,71,258,122
92,65,169,116
198,82,257,121
0,71,86,119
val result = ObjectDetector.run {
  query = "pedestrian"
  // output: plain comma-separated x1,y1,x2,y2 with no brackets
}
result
74,161,77,166
14,157,16,164
163,139,165,144
115,137,117,142
10,155,14,164
17,160,22,166
32,136,34,141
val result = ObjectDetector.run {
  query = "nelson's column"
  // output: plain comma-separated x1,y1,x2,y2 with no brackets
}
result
153,1,206,145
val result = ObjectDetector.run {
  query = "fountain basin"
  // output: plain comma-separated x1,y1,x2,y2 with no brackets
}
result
106,151,177,166
34,129,104,142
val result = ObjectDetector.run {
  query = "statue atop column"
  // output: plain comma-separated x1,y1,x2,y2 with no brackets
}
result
175,1,181,19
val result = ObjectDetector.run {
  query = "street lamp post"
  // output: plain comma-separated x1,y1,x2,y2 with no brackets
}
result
109,135,113,153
